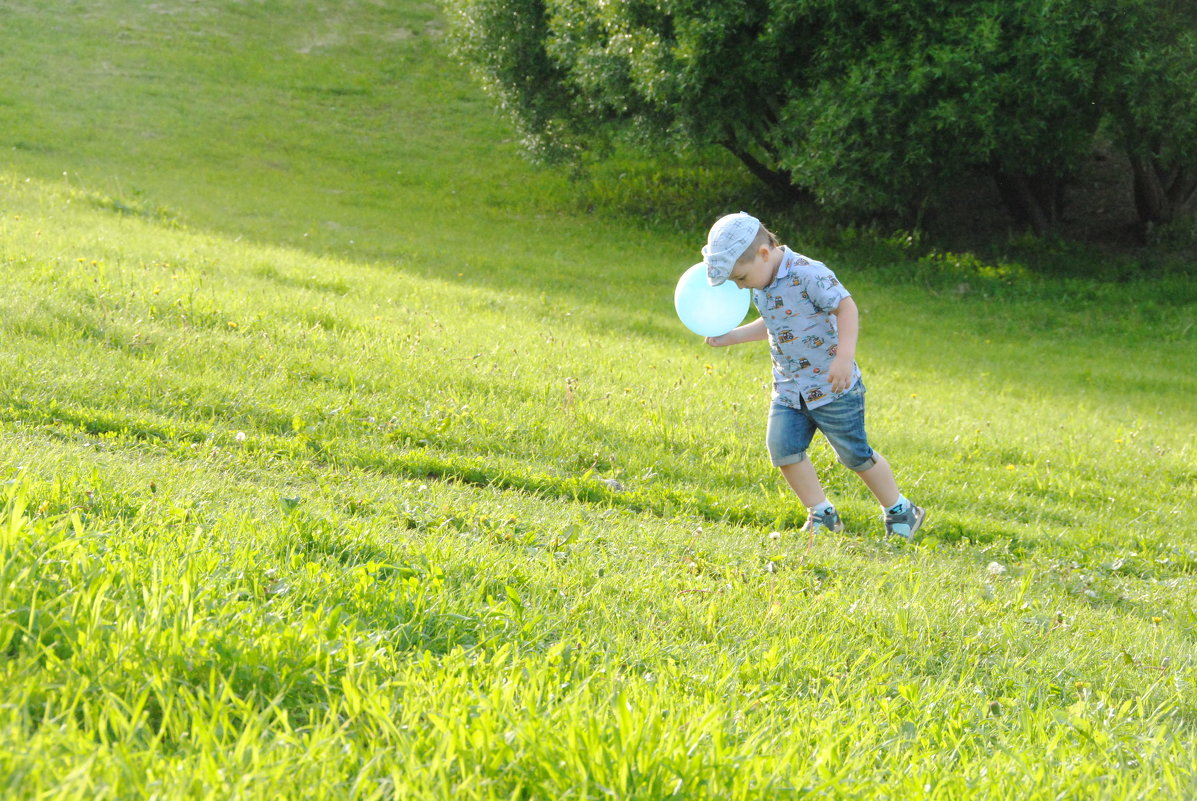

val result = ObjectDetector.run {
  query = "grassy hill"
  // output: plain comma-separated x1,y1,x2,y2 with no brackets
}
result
2,1,1196,798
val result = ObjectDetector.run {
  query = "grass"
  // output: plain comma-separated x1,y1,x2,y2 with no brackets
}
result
2,1,1196,798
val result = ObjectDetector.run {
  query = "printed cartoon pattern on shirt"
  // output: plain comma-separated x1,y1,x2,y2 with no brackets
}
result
752,246,860,412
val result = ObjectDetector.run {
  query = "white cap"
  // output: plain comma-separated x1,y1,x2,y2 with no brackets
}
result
701,212,761,286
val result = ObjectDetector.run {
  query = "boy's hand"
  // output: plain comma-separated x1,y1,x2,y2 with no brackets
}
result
827,355,854,392
705,318,765,348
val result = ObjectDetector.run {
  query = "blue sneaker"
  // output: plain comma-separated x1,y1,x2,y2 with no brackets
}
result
803,506,845,534
884,502,926,540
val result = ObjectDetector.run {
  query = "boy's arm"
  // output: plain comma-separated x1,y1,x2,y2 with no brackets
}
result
827,296,858,392
706,316,767,347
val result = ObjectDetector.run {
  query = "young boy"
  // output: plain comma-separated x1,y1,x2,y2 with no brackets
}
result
701,212,926,539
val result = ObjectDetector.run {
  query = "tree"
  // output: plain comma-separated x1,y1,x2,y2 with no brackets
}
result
1106,1,1197,226
447,0,1196,234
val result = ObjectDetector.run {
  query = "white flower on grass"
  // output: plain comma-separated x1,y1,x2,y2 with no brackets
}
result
235,431,247,443
768,531,781,541
987,561,1007,576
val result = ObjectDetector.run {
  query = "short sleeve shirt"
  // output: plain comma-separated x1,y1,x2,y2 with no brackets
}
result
754,246,860,410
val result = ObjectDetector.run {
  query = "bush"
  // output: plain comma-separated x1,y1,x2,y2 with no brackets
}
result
447,0,1197,235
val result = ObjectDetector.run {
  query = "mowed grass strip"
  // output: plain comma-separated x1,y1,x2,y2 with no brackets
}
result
3,454,1197,798
3,169,1197,798
2,173,1194,558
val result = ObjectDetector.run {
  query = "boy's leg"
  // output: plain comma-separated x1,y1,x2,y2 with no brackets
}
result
768,401,819,502
841,447,926,539
780,459,844,533
855,452,900,509
809,384,925,538
855,453,926,540
769,401,842,533
779,458,828,508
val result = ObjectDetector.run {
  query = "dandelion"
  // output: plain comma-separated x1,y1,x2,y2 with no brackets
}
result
987,561,1007,576
235,431,247,443
768,531,781,541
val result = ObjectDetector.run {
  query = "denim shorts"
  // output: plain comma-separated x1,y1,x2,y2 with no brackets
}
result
765,381,877,470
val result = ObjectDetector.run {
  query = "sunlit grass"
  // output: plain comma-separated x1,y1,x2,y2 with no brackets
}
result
3,165,1196,798
1,0,1196,798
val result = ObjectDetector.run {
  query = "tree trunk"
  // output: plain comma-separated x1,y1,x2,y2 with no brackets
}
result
721,142,813,201
1130,154,1197,225
992,168,1065,236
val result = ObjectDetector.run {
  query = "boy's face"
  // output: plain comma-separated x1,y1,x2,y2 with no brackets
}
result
728,246,778,290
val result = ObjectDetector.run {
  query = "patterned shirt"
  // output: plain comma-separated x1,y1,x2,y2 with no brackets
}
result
754,246,860,410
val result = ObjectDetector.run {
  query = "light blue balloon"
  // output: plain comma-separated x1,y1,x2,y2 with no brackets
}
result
674,262,751,337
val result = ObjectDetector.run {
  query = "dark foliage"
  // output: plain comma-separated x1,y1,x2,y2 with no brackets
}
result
447,0,1197,235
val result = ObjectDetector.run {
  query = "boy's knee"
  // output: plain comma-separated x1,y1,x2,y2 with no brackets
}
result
772,452,808,469
840,453,877,472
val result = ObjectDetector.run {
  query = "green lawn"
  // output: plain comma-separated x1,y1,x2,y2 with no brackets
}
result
2,1,1196,798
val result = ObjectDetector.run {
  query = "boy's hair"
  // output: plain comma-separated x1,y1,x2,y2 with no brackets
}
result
736,225,780,265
